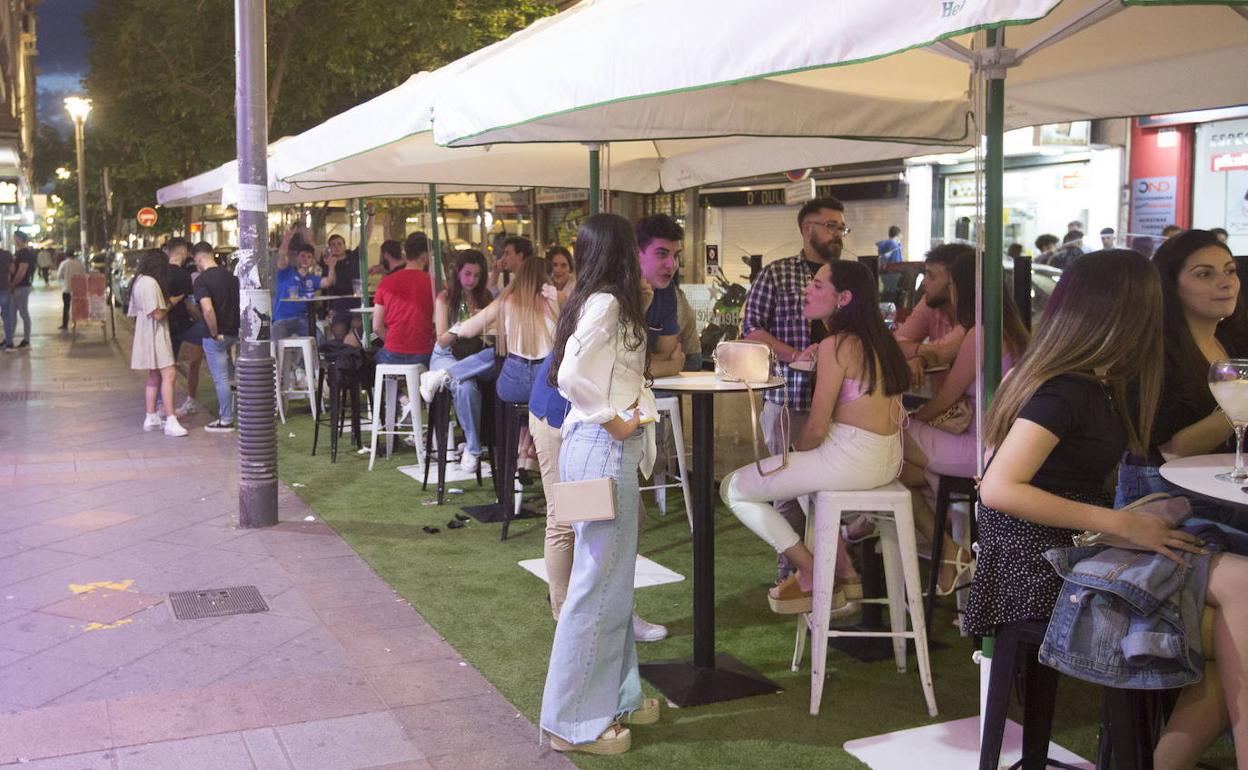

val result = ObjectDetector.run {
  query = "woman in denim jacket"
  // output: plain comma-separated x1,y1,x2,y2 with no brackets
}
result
965,251,1248,768
1116,229,1248,532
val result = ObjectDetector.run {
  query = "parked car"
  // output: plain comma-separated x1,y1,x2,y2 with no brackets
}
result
110,250,145,308
880,257,1059,328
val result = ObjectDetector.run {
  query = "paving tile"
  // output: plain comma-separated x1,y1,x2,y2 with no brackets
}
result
45,509,138,532
106,540,205,568
0,701,112,764
392,694,537,759
251,669,385,726
280,554,381,584
275,712,423,770
206,559,296,597
334,624,459,668
301,578,403,611
2,523,78,549
41,588,165,624
0,548,88,588
315,600,428,633
0,748,119,769
107,680,269,747
0,610,86,653
152,522,249,549
363,762,435,770
426,745,572,770
42,528,139,557
214,626,353,684
114,731,254,770
192,612,314,652
0,557,170,611
363,658,495,708
0,649,110,708
240,728,293,770
262,587,321,622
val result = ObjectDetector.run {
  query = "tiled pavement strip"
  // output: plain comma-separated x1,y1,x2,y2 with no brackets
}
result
0,285,572,770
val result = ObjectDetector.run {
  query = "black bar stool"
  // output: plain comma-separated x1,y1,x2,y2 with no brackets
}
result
311,360,365,462
925,473,978,634
497,399,529,541
420,388,484,504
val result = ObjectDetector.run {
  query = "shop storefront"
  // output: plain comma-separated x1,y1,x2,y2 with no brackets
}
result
1193,112,1248,255
928,122,1124,257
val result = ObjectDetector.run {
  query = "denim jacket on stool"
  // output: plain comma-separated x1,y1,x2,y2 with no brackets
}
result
1038,543,1217,690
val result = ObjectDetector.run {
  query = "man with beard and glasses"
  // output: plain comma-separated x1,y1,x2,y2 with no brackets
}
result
740,196,850,584
894,243,966,386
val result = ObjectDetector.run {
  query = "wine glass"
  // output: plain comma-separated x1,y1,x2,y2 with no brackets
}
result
1208,359,1248,483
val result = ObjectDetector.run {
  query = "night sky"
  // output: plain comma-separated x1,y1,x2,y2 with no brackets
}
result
35,0,93,135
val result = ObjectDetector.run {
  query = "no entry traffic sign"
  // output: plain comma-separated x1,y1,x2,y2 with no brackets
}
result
136,207,158,227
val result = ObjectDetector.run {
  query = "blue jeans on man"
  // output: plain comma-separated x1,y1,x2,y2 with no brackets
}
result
375,348,431,368
201,335,237,424
9,286,30,345
0,289,12,348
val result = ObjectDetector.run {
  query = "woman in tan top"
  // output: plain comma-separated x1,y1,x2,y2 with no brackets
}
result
129,250,187,437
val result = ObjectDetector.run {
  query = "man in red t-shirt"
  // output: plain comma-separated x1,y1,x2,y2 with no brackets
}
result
373,234,435,366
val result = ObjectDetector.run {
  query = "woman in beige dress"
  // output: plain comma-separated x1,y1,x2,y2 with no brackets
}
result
129,250,187,437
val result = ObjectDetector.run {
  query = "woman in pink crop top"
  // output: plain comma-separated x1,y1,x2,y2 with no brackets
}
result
720,261,912,616
901,248,1030,597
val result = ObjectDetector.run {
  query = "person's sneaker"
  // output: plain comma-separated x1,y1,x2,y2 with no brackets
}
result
632,614,668,642
767,574,813,614
177,397,200,416
16,340,29,349
549,724,631,756
163,415,189,437
459,451,480,473
204,420,234,433
419,369,449,403
142,413,163,432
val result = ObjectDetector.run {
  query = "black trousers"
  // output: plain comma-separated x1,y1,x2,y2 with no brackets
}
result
61,292,71,328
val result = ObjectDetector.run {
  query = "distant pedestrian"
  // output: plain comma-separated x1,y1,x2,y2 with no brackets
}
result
1033,233,1060,265
129,249,187,437
0,246,11,350
1162,224,1183,239
1210,227,1228,244
1066,220,1084,233
7,231,36,349
36,248,53,285
1006,243,1024,260
56,251,85,330
876,225,903,264
1047,230,1084,270
1099,227,1116,250
192,242,240,433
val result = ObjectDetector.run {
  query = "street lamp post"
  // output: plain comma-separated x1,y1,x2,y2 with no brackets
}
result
64,97,92,256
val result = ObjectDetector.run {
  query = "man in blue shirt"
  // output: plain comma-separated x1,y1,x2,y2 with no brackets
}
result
876,225,903,264
636,215,686,378
272,242,325,340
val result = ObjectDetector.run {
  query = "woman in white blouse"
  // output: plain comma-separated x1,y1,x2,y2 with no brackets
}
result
540,214,658,756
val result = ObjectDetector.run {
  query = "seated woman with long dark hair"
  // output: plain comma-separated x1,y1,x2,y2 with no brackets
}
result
720,259,910,613
1117,229,1248,532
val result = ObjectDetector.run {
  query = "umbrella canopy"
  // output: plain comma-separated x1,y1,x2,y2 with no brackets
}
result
155,158,441,207
434,0,1248,148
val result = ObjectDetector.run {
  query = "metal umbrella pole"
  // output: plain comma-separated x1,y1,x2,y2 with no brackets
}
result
587,144,601,216
233,0,278,528
429,184,443,293
357,199,371,339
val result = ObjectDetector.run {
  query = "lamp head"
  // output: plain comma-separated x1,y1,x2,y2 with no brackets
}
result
64,96,92,122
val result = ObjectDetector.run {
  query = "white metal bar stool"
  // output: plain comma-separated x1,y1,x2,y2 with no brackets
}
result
275,337,319,424
638,395,694,529
368,363,426,470
790,480,938,718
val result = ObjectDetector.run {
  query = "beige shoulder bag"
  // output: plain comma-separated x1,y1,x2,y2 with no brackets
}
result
713,339,789,477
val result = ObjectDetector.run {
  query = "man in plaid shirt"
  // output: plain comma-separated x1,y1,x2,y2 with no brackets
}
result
740,196,849,579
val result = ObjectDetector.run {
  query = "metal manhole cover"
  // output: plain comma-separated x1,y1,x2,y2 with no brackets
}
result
168,586,268,620
0,391,38,403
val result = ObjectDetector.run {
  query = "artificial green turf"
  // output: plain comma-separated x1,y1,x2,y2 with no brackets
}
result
273,409,1233,769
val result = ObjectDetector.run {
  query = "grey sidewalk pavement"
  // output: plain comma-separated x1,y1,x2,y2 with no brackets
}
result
0,284,571,770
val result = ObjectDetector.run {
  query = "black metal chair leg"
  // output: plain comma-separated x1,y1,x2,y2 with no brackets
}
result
979,624,1023,770
925,475,951,634
311,365,327,456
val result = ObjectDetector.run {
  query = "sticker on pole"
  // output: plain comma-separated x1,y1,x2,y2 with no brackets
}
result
136,207,158,227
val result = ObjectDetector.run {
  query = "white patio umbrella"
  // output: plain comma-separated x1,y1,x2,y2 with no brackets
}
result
428,0,1248,739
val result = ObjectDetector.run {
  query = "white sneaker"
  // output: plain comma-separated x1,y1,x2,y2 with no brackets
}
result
632,614,668,643
177,397,200,416
419,369,449,403
142,413,163,432
163,415,189,437
459,452,480,473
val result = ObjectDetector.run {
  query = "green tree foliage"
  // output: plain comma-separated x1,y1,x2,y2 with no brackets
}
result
78,0,554,230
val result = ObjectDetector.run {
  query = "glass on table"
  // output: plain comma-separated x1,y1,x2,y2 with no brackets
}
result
1208,359,1248,483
